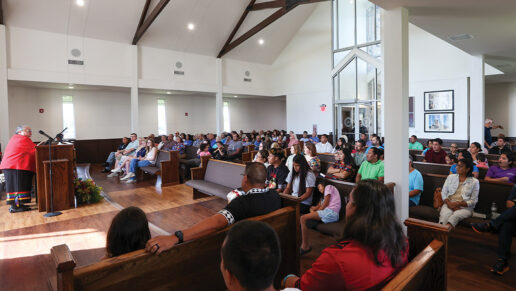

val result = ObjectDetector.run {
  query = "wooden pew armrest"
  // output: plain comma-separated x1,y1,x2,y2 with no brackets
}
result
191,167,205,180
52,244,76,273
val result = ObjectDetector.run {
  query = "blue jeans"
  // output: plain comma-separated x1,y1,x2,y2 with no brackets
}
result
490,206,516,260
105,152,116,169
130,159,152,174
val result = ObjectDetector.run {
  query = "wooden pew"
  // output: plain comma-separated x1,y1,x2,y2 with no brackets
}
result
138,150,180,187
49,200,300,291
382,218,451,291
412,161,488,179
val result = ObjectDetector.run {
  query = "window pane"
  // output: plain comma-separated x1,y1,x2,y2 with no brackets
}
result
377,101,383,137
376,68,383,101
376,5,381,41
357,57,376,101
62,103,76,139
356,0,376,45
337,0,355,49
223,101,230,132
359,44,381,60
157,99,167,135
357,103,374,135
332,0,338,51
333,49,351,67
338,58,356,101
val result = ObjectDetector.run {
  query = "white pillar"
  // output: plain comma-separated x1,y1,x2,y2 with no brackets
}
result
383,7,409,225
469,55,485,145
215,58,223,135
130,45,139,134
0,25,9,151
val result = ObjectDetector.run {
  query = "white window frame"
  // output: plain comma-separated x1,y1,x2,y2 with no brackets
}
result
157,98,167,135
62,96,76,139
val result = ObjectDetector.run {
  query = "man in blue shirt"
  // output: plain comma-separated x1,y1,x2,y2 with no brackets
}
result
484,118,504,150
309,131,319,143
409,156,423,206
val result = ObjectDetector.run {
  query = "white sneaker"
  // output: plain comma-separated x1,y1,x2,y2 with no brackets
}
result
111,168,122,173
107,172,119,178
126,172,136,179
120,174,130,181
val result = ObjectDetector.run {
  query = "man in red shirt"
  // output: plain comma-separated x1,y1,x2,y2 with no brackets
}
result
423,138,447,164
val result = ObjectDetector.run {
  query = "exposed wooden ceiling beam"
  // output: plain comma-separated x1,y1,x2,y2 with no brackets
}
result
250,0,284,11
132,0,170,45
217,0,329,58
135,0,152,33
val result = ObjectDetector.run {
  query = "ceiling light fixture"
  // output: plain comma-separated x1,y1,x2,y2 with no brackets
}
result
68,85,74,89
76,0,85,7
166,91,172,94
449,33,473,42
258,38,265,45
187,23,195,31
234,95,238,98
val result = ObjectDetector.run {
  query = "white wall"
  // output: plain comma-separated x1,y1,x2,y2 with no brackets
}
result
408,24,474,140
225,98,286,132
486,82,516,137
271,2,333,134
8,85,131,140
138,93,217,135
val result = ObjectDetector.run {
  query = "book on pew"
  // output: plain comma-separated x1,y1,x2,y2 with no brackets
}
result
471,212,487,219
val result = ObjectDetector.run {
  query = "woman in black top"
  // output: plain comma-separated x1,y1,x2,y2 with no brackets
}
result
213,141,228,160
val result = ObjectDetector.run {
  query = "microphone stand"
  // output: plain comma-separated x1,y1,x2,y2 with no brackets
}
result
40,132,62,217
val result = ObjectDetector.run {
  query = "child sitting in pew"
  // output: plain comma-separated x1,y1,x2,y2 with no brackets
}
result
476,153,489,169
105,206,151,258
445,153,458,166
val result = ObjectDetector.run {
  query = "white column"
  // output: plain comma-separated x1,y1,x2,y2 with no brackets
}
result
469,55,485,145
215,58,223,135
0,25,9,151
130,45,139,134
383,7,409,224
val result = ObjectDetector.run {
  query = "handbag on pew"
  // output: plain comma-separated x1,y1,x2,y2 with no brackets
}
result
433,187,443,209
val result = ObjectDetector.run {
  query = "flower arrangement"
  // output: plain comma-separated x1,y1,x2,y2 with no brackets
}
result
74,178,103,205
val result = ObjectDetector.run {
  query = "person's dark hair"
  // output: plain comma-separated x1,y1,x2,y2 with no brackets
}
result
501,152,514,165
335,138,346,151
411,135,418,140
356,139,366,147
222,220,280,291
303,131,308,134
458,149,472,160
322,134,328,139
131,133,138,137
335,147,355,168
106,206,151,257
200,143,209,151
471,142,481,151
217,141,225,147
369,147,381,159
244,162,267,185
433,138,443,145
292,154,311,195
476,153,486,162
457,158,474,177
447,153,458,164
497,136,507,142
343,180,407,267
258,149,269,160
269,148,285,160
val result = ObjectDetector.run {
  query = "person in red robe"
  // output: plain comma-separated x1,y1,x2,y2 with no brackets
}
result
0,125,36,213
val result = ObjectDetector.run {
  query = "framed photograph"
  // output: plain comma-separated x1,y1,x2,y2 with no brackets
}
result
424,113,454,133
424,90,454,111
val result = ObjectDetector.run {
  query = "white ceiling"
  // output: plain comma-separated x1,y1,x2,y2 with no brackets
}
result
4,0,319,64
371,0,516,83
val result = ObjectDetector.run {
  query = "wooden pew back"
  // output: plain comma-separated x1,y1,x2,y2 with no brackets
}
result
50,205,299,291
413,161,488,179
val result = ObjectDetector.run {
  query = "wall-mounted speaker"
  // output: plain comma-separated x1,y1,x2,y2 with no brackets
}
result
175,61,183,69
71,48,82,58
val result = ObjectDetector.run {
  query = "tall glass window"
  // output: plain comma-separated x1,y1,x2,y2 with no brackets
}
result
157,99,167,135
62,96,76,139
223,101,230,132
332,0,382,140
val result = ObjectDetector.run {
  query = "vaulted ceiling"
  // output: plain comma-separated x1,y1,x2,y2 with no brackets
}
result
3,0,322,64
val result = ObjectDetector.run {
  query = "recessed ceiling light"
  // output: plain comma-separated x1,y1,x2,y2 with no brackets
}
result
76,0,85,7
234,95,238,98
258,39,265,45
449,33,473,42
166,91,172,94
68,85,74,89
187,23,195,31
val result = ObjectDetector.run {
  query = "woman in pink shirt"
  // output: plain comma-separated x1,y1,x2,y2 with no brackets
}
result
299,181,341,255
288,131,299,148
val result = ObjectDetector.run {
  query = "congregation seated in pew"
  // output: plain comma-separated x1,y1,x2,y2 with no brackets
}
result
409,155,424,207
266,148,290,192
450,150,480,178
303,142,321,174
423,138,447,164
352,139,367,166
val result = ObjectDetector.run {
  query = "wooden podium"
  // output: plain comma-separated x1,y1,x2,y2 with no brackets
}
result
35,144,75,212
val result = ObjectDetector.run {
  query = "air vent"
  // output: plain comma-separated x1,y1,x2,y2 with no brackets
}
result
244,78,252,82
68,60,84,65
174,70,185,75
449,34,473,42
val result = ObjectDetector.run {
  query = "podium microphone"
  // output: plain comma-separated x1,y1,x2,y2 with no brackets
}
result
39,130,54,141
55,127,68,139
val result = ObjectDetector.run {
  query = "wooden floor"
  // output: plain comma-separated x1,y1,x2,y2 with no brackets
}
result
0,163,514,290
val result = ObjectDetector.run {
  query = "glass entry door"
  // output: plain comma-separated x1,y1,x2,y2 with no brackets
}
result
338,104,356,142
337,102,380,142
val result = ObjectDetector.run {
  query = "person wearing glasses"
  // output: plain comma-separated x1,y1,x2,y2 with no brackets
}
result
0,125,36,213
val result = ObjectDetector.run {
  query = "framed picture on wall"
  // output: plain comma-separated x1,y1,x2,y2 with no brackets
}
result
424,113,454,133
424,90,454,111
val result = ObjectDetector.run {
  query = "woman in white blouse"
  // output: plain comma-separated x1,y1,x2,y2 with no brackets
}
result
121,139,158,183
439,158,479,227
